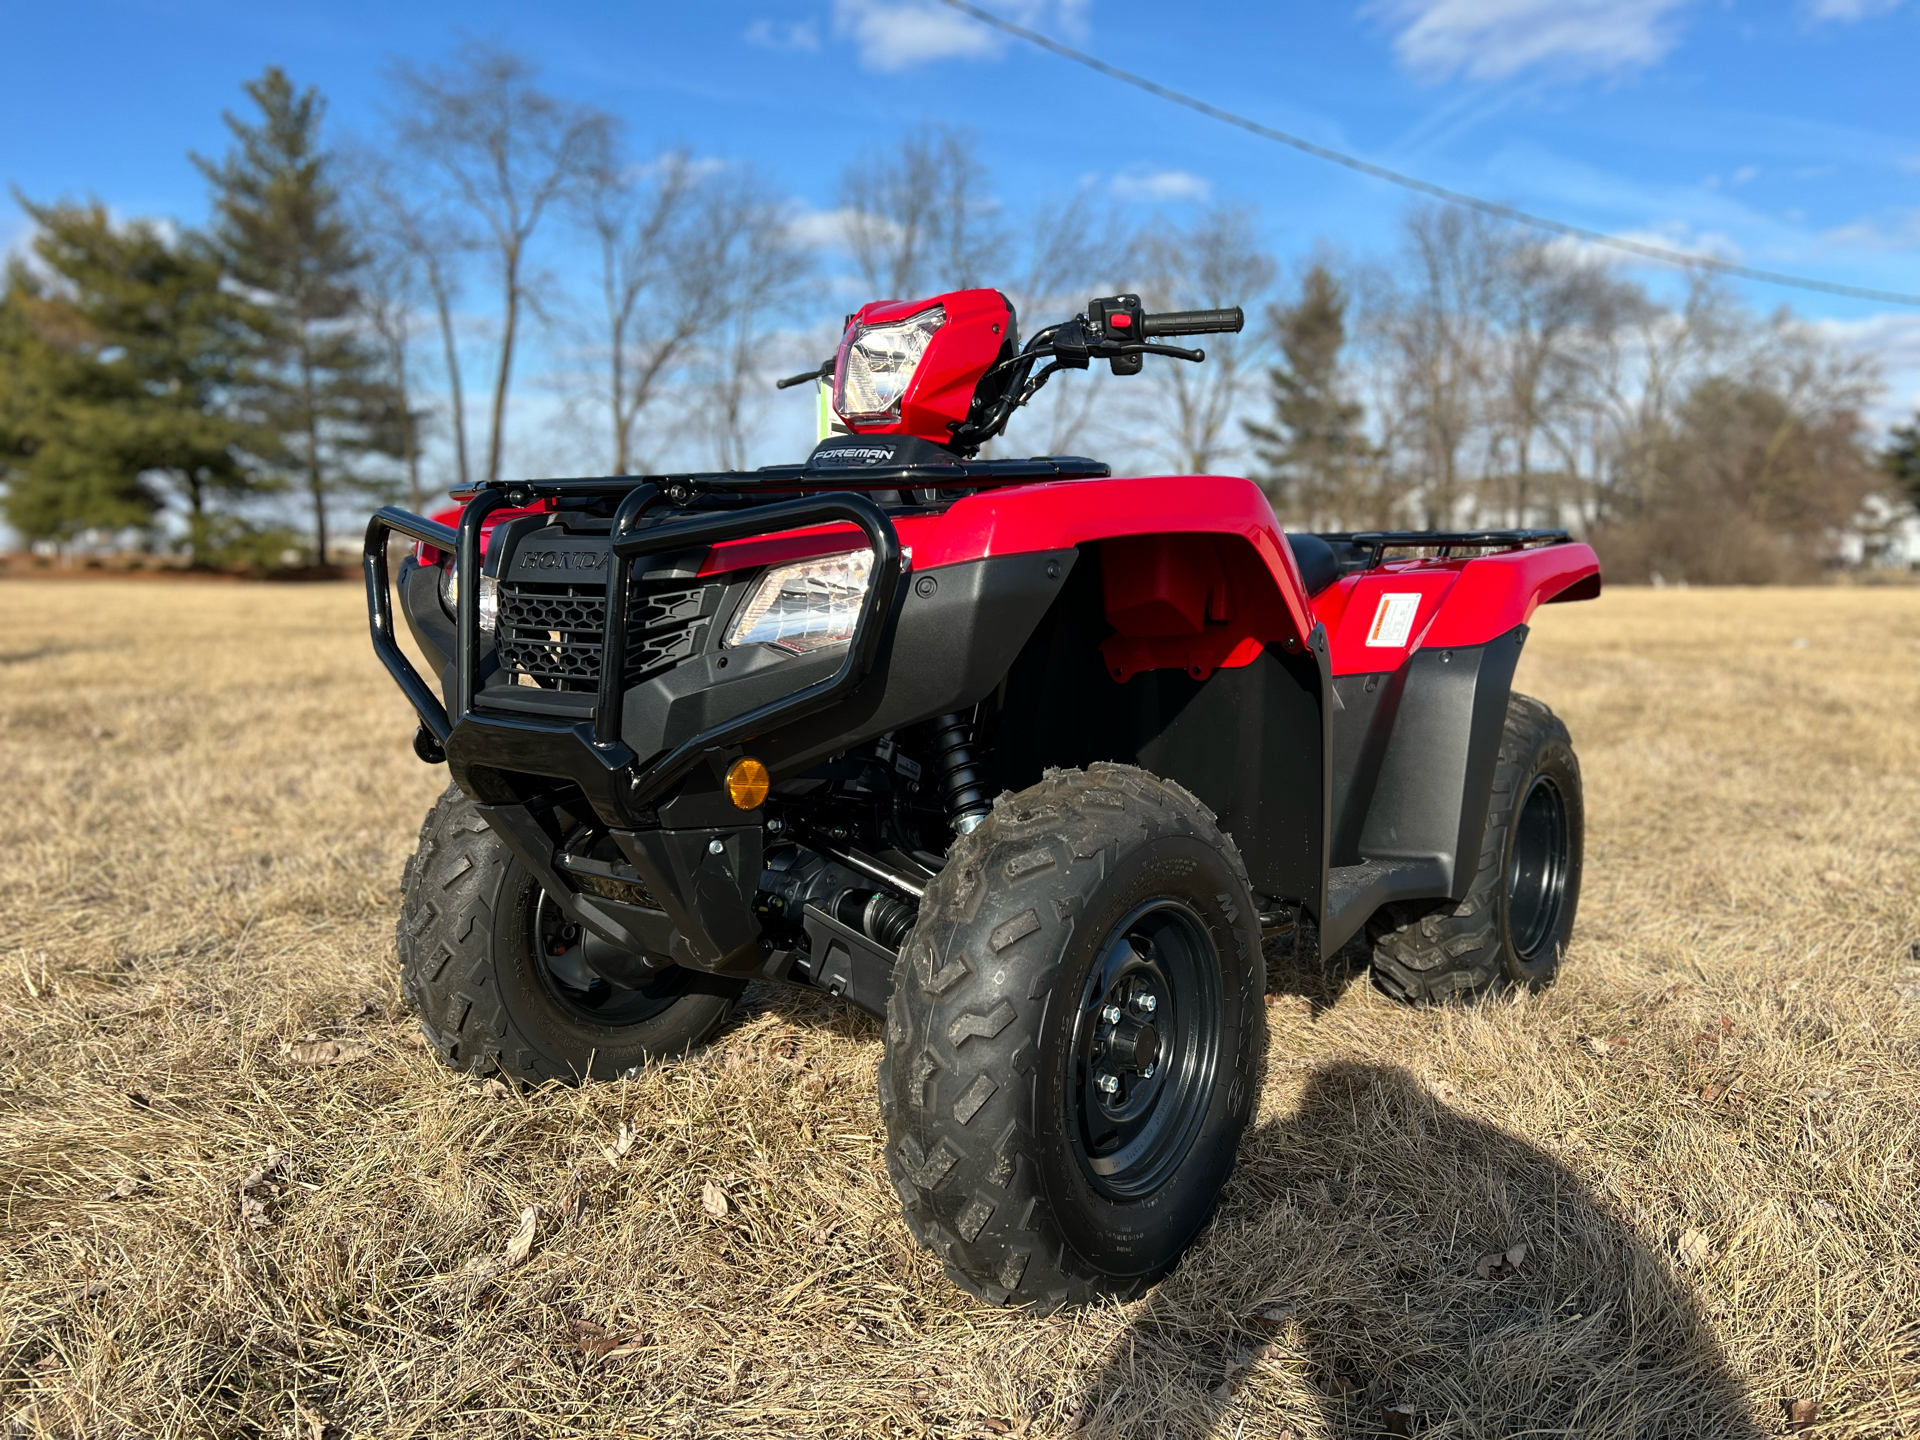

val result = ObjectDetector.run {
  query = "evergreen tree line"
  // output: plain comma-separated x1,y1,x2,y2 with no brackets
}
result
1,70,406,565
1,45,1913,581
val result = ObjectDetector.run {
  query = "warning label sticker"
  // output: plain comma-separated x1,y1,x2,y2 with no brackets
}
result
1365,592,1422,648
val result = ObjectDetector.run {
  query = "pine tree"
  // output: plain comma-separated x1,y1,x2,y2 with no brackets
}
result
1243,264,1373,530
0,201,269,548
196,67,399,562
1886,415,1920,512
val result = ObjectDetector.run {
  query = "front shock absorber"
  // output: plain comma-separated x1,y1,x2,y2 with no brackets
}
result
928,710,993,835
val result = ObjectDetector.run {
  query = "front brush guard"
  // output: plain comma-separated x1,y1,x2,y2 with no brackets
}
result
364,485,905,970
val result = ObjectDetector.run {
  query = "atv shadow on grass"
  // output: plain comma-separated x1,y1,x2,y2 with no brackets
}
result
1074,1061,1764,1439
1262,927,1373,1018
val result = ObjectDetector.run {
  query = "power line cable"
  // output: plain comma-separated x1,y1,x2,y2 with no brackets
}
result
939,0,1920,309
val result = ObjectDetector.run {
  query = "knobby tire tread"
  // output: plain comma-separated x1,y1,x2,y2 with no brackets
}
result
877,762,1265,1311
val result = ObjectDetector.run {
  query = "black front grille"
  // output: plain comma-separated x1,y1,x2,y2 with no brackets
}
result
495,577,715,694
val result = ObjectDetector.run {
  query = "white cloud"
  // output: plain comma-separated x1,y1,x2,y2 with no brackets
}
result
1819,207,1920,253
1372,0,1694,81
1802,0,1903,20
1108,168,1213,203
745,17,821,51
831,0,1087,73
786,205,870,252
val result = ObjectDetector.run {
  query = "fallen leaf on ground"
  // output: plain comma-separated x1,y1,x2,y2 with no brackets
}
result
1247,1305,1296,1331
1809,1200,1839,1221
1583,1035,1628,1058
1474,1242,1528,1280
1785,1396,1821,1430
292,1402,329,1440
701,1180,730,1218
285,1039,369,1067
1677,1228,1714,1266
1381,1403,1416,1437
503,1206,540,1267
1700,1082,1726,1103
482,1077,512,1099
238,1148,293,1228
1430,1080,1460,1102
569,1319,623,1357
601,1122,638,1165
100,1176,143,1201
1802,1085,1833,1101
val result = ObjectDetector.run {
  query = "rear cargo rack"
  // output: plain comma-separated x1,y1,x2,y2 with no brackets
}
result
1318,528,1570,569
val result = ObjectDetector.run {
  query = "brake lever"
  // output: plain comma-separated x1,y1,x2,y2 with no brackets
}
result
775,359,834,390
1116,341,1205,362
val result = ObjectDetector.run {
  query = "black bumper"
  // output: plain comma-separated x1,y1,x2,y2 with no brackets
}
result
365,486,1072,976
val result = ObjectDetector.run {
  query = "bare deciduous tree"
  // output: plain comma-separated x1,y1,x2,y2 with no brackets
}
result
579,148,712,473
1131,205,1275,475
393,44,610,484
352,152,475,493
841,125,1004,300
695,176,812,471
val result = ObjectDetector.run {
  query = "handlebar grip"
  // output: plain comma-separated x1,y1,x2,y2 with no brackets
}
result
1139,306,1245,337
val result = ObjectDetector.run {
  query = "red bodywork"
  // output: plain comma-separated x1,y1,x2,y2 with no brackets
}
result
426,472,1598,683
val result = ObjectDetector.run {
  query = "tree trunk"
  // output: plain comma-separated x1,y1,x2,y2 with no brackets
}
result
399,360,421,512
302,338,326,564
428,263,469,493
486,245,521,486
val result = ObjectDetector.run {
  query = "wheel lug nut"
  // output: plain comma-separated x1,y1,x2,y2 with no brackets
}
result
1142,1061,1157,1079
1137,993,1158,1013
1097,1072,1119,1095
1101,1004,1122,1024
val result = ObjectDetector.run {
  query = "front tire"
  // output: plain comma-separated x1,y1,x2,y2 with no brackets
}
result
1368,693,1584,1003
397,787,744,1084
879,764,1266,1310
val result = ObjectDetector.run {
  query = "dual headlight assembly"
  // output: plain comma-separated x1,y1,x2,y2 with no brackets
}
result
437,548,874,658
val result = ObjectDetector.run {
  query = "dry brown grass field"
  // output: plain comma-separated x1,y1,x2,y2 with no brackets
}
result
1,580,1915,1439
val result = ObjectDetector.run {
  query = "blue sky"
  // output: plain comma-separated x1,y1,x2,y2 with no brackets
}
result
2,0,1917,443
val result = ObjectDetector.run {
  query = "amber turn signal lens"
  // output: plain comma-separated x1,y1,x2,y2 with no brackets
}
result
726,757,770,810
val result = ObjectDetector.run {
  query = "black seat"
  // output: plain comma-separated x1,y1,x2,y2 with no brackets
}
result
1285,533,1341,597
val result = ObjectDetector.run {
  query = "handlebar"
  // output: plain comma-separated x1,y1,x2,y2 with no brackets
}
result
1140,307,1245,338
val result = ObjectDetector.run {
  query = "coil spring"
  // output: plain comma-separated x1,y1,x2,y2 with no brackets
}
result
928,710,992,834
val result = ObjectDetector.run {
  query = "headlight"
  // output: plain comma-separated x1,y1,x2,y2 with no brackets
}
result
437,564,498,634
833,306,944,424
724,549,872,656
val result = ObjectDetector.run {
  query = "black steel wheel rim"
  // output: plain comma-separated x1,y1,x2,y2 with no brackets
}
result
1067,899,1223,1201
1507,774,1570,960
530,888,688,1026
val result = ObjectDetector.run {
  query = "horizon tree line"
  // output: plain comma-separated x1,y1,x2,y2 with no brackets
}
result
0,42,1911,582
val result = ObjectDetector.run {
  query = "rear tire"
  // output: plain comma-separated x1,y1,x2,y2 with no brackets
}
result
397,786,744,1083
879,763,1266,1310
1368,693,1583,1004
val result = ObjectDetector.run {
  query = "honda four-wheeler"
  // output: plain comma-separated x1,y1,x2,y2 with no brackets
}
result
364,287,1599,1309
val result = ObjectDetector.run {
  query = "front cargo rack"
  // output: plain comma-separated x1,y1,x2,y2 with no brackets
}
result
1318,528,1571,569
448,454,1110,504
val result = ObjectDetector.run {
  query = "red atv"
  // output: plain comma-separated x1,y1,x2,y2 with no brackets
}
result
365,287,1599,1309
